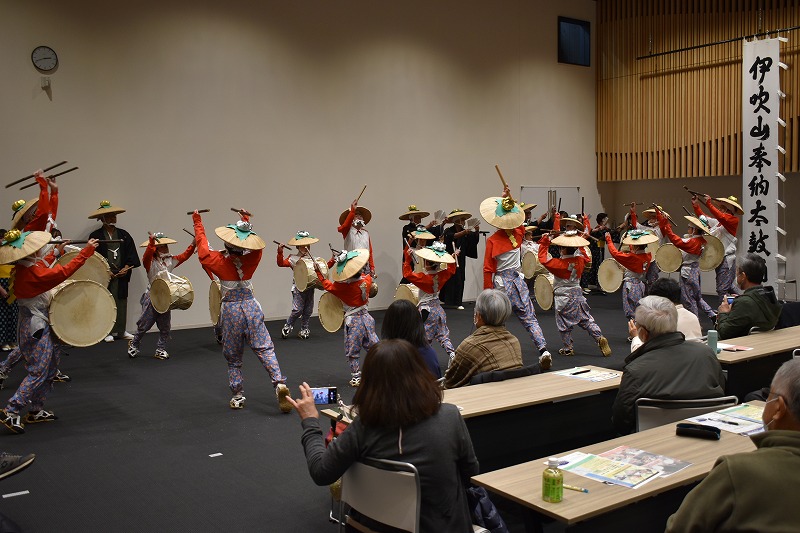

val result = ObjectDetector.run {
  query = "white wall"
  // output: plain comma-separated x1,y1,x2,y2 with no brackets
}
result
0,0,598,327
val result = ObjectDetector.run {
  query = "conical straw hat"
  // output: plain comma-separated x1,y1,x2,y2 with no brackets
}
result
330,248,370,281
479,197,524,230
10,198,39,230
215,220,266,250
287,231,320,247
0,230,51,264
88,200,126,220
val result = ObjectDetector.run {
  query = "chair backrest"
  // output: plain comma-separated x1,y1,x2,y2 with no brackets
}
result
748,326,774,335
469,364,540,385
635,396,739,432
793,348,800,359
340,457,421,533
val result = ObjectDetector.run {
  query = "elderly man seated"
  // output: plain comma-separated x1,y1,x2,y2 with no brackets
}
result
444,289,537,389
666,358,800,532
629,278,702,351
716,253,782,340
612,295,726,435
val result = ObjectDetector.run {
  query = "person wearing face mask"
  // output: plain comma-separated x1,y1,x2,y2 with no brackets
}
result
338,199,375,278
88,201,141,342
611,295,725,435
126,232,196,360
0,230,99,434
716,253,782,340
666,358,800,532
692,194,743,304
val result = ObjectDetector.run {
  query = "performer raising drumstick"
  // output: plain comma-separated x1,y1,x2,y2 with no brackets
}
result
127,232,196,360
339,194,375,278
0,230,98,434
691,193,743,304
277,231,319,340
604,229,657,320
628,203,670,291
192,210,291,413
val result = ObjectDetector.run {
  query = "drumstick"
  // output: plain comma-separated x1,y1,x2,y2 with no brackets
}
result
48,239,122,244
557,198,562,213
682,206,694,217
187,209,211,215
495,164,509,189
683,185,706,197
272,240,291,250
329,243,342,256
622,202,643,207
6,161,67,189
581,196,585,216
182,228,195,238
19,166,79,190
230,207,252,217
354,184,367,205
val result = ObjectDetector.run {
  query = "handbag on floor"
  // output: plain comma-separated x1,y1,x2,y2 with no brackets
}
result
466,485,509,533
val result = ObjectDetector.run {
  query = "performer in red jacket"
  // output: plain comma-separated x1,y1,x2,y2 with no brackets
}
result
605,229,657,320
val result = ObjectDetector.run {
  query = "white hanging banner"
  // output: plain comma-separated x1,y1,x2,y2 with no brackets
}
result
742,38,780,286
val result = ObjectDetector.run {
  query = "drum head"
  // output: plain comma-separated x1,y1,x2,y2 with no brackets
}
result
598,258,624,293
57,251,111,286
318,292,344,333
700,234,725,272
394,284,420,306
521,251,540,279
293,259,312,292
655,243,682,273
209,280,222,325
583,246,593,266
49,280,116,347
533,274,554,311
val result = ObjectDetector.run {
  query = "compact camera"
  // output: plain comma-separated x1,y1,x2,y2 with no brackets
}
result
310,386,338,405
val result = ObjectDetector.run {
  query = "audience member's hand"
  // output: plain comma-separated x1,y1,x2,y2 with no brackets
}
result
286,382,320,420
627,319,638,339
718,300,732,314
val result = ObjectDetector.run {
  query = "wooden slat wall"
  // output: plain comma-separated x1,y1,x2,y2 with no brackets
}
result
597,0,800,181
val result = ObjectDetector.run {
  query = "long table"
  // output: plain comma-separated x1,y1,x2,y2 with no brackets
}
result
472,407,760,532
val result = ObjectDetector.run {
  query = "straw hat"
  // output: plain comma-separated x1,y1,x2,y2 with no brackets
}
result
398,205,430,221
139,232,178,248
519,202,537,212
561,215,583,228
415,241,455,264
88,200,126,220
684,215,711,235
524,225,538,234
444,208,471,224
0,230,52,264
621,229,659,246
214,220,266,250
479,197,524,230
10,199,39,230
339,206,372,226
411,226,436,240
330,248,370,282
552,230,589,247
642,206,672,220
287,231,319,247
713,196,744,215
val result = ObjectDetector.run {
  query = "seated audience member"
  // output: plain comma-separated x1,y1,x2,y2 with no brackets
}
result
381,299,441,379
666,358,800,532
288,339,479,532
612,296,726,435
628,277,702,351
444,289,525,389
716,253,782,340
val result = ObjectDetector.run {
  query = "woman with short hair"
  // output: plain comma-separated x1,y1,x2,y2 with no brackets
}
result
381,299,441,378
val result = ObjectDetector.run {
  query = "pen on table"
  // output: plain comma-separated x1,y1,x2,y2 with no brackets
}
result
718,419,739,426
571,369,591,375
564,484,589,493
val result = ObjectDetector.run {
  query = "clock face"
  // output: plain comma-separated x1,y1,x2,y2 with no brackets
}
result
31,46,58,72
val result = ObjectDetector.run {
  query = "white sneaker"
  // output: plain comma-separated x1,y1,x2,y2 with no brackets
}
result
104,335,114,343
229,394,245,409
153,348,169,360
539,351,552,371
121,331,134,340
457,305,465,310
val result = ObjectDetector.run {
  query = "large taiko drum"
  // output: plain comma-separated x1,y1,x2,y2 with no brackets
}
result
655,243,682,273
150,275,194,313
49,279,116,347
209,280,222,326
293,257,328,292
598,258,624,293
533,274,554,311
521,251,540,280
394,284,420,306
700,234,725,272
319,292,344,333
56,251,112,286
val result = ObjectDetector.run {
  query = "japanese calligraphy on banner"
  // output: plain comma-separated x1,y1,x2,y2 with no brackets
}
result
742,38,780,286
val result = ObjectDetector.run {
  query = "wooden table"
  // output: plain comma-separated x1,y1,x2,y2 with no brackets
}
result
472,408,760,533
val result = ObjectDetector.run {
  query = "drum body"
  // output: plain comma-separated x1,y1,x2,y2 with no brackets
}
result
700,234,725,271
583,246,593,267
394,284,421,306
369,282,378,298
293,257,328,292
57,251,112,286
521,251,540,280
49,279,116,347
150,276,194,313
598,258,625,293
533,274,554,311
319,292,344,333
654,243,682,273
209,280,222,325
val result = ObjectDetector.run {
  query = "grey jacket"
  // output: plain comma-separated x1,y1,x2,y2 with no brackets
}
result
612,331,726,435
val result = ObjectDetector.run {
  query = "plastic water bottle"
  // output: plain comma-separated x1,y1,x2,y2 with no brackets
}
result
707,329,719,354
542,458,563,503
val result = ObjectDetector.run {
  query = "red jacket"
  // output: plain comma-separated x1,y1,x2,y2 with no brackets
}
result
538,234,589,280
403,249,455,294
483,226,524,289
142,238,195,272
605,234,651,274
338,207,375,274
316,270,372,308
193,213,262,281
694,198,739,236
658,212,704,254
14,245,94,299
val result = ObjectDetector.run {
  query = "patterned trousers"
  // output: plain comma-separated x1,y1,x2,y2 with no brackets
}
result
0,278,17,345
644,261,661,292
554,286,603,349
681,265,716,319
5,308,58,415
344,309,379,374
495,269,547,351
622,278,646,320
421,300,455,354
131,292,170,350
285,287,314,329
715,256,739,304
221,288,285,395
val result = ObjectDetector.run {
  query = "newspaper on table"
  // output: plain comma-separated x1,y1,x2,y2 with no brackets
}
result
686,403,765,436
552,367,620,382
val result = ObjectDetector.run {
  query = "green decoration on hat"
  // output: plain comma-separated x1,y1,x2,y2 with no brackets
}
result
1,230,30,249
335,250,362,275
226,223,256,242
494,198,520,217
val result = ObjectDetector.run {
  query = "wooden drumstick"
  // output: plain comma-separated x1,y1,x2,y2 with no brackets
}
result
6,161,67,189
622,202,643,207
329,243,342,256
682,206,693,217
683,185,706,197
187,209,211,215
182,228,195,238
48,239,122,244
19,166,79,190
273,240,291,251
231,207,252,217
495,164,509,189
354,184,367,205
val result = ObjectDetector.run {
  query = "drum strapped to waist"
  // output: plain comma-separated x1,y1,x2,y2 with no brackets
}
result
318,292,345,333
293,257,328,292
533,274,554,311
521,251,541,280
598,258,624,293
150,273,194,313
49,279,116,347
56,251,112,286
209,280,222,325
369,282,378,298
583,246,592,266
394,283,420,306
655,243,682,273
699,234,724,272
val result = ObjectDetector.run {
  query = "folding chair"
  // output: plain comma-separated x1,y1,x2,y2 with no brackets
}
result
635,396,738,432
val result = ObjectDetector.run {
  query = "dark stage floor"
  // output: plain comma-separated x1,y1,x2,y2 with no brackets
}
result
0,292,718,532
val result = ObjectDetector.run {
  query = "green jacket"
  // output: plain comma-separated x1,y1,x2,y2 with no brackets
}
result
666,430,800,532
717,285,782,340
